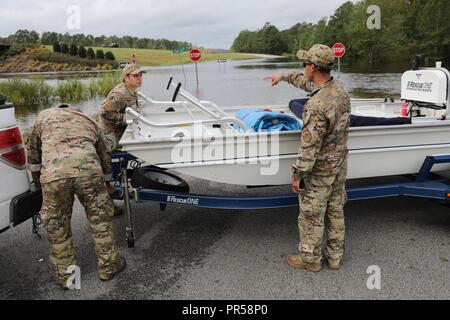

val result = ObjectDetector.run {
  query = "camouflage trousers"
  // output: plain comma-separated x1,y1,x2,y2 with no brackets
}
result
298,169,346,264
40,175,120,285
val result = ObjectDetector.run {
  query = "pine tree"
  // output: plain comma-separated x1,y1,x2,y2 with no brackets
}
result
96,49,105,60
53,41,61,53
78,46,87,58
87,48,95,59
69,44,78,56
105,51,115,60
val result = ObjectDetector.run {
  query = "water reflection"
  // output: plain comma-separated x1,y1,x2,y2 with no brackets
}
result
349,88,400,99
14,98,103,132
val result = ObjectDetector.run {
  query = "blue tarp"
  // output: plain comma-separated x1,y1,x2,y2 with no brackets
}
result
235,108,302,132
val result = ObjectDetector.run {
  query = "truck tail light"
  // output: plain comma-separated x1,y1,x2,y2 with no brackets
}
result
0,127,26,169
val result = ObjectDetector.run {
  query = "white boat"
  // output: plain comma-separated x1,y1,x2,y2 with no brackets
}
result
119,66,450,186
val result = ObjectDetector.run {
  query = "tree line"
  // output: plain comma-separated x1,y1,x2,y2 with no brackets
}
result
0,30,193,51
231,0,450,63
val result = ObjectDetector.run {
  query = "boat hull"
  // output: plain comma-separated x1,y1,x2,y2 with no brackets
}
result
120,103,450,185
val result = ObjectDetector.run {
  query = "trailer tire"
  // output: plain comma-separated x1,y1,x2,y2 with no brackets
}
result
130,166,190,193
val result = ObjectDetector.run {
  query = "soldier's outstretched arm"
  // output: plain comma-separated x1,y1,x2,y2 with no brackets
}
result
264,75,283,86
292,103,327,181
281,72,315,92
26,121,42,186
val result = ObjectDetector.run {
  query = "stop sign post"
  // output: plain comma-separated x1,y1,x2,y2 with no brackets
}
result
332,43,346,79
189,49,202,90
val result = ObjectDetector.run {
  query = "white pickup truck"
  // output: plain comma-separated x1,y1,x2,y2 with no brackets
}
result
0,95,42,234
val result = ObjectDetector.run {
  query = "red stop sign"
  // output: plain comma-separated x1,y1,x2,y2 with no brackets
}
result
332,43,346,58
189,49,201,62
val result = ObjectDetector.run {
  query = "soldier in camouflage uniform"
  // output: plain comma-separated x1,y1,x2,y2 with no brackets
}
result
98,63,145,215
266,44,351,272
27,105,126,288
98,63,145,143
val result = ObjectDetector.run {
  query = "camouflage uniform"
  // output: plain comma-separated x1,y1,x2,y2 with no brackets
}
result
27,105,123,286
98,63,144,143
98,64,144,217
282,45,351,265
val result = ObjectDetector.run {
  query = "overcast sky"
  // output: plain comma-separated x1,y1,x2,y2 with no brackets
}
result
0,0,354,49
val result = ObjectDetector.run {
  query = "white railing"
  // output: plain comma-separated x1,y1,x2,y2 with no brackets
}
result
124,79,249,133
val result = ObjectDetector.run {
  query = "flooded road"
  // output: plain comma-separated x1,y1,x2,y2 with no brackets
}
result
3,57,406,130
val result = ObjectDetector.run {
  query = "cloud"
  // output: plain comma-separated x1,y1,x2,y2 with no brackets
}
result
0,0,353,49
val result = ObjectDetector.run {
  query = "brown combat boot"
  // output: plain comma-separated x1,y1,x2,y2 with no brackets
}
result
55,278,70,290
285,254,322,272
327,259,341,270
100,257,127,281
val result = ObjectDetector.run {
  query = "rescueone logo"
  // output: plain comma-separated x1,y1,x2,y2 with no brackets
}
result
166,195,200,205
406,81,433,93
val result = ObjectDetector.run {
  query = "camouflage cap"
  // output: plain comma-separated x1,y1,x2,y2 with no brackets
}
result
122,63,145,80
297,44,335,70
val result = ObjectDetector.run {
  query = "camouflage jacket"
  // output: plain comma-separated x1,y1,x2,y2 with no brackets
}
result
98,83,141,140
27,106,112,183
282,72,351,179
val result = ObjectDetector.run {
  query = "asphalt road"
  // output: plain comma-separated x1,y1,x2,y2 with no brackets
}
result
1,177,449,300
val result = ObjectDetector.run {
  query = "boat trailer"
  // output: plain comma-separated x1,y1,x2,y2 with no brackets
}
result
112,151,450,248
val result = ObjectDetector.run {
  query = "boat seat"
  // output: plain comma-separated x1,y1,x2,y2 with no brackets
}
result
289,99,411,127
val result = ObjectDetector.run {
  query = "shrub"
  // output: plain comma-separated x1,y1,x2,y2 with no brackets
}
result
87,48,95,59
53,42,61,53
61,43,69,54
69,44,78,56
105,51,115,61
30,48,117,69
78,46,86,58
96,49,105,60
3,46,26,57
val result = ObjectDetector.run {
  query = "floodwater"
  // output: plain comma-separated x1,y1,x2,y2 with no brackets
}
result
4,57,412,131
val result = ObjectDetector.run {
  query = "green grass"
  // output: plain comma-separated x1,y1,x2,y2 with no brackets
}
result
0,73,120,106
87,73,121,98
54,79,88,102
0,77,53,106
45,46,259,66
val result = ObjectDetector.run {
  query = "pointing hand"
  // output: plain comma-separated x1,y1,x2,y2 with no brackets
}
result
264,75,282,87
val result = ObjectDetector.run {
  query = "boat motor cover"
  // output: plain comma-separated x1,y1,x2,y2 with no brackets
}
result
235,108,302,132
401,69,448,105
289,99,411,127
